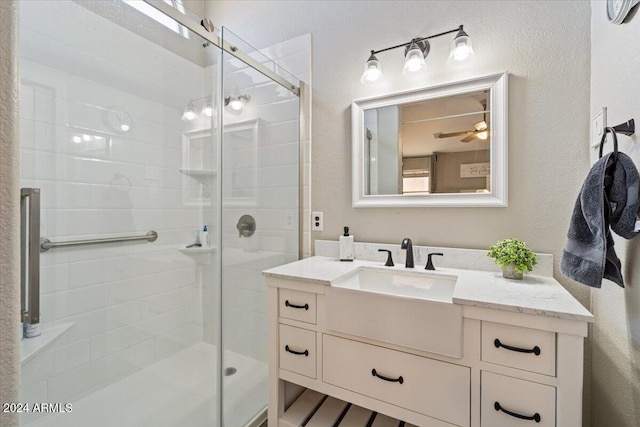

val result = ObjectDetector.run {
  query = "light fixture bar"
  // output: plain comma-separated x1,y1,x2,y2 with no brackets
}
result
370,25,463,56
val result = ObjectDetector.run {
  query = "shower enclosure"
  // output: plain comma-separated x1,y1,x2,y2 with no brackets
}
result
18,1,301,426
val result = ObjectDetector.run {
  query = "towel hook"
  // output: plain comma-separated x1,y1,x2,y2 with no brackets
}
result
599,127,619,161
612,119,635,136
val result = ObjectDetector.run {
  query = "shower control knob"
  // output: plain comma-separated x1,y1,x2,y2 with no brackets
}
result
237,214,256,238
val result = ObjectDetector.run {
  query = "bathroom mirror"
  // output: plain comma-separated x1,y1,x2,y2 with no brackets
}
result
352,72,507,207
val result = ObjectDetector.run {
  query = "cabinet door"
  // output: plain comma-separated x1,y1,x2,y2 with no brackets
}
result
481,371,556,426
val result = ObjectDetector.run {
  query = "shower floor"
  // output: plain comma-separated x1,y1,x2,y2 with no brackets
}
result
29,343,268,427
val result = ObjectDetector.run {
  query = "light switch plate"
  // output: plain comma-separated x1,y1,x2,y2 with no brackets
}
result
591,107,607,149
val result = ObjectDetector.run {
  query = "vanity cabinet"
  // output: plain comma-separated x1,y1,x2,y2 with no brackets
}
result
266,270,589,427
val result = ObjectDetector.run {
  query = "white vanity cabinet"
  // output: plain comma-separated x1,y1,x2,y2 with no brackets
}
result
265,257,592,427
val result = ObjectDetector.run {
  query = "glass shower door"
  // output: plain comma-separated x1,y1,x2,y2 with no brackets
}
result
18,1,221,426
220,27,301,427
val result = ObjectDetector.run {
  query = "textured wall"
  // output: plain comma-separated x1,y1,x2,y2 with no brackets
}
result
590,2,640,426
0,1,20,425
206,0,591,293
434,150,490,193
206,1,593,423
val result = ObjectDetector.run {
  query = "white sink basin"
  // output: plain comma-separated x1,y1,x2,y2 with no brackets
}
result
331,267,457,303
326,266,463,358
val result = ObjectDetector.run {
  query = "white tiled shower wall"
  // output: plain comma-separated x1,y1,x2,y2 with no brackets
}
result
19,0,214,417
18,0,309,420
216,34,311,360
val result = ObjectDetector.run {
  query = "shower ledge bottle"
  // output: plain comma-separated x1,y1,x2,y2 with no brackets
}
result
201,225,210,248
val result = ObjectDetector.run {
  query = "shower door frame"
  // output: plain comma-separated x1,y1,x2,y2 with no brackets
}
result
143,0,300,97
143,2,304,426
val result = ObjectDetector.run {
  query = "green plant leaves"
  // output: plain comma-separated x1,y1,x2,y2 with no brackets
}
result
487,238,537,273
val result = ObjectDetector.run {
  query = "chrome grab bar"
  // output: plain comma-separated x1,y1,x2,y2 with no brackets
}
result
21,188,41,326
40,231,158,252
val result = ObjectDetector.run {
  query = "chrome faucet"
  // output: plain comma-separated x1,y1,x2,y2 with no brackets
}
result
400,238,414,268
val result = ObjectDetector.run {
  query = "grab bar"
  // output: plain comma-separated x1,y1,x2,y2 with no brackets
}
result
40,231,158,252
21,188,41,327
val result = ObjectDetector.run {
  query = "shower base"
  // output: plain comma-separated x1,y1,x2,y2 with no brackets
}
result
28,342,268,427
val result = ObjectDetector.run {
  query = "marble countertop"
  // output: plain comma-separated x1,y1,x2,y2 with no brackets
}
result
263,256,593,322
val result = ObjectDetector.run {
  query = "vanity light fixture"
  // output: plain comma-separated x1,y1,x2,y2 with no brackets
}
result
361,52,383,84
449,26,474,61
182,100,197,121
181,97,215,121
403,40,429,75
361,25,473,84
224,95,251,112
202,98,214,117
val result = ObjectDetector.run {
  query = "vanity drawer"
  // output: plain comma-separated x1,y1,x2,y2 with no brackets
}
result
279,288,316,324
481,371,556,426
279,324,316,379
482,322,556,376
323,334,470,427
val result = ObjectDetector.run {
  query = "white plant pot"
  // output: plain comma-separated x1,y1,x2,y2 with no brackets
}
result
502,264,523,280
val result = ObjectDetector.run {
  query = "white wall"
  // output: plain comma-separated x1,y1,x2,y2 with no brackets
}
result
590,2,640,425
206,0,590,286
207,0,593,423
19,2,210,421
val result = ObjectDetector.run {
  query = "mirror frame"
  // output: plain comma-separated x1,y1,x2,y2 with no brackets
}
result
352,71,508,208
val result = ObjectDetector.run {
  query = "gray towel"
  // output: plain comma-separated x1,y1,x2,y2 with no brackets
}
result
561,152,640,288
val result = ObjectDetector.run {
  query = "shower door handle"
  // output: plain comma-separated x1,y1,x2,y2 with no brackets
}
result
21,188,41,326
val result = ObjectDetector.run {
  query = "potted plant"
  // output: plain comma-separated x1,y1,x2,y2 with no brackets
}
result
488,238,538,280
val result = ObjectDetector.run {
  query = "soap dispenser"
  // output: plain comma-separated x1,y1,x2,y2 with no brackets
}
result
339,226,354,262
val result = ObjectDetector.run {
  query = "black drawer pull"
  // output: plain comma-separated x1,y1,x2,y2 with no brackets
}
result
494,402,541,422
371,369,404,384
494,339,541,356
285,345,308,357
285,300,309,310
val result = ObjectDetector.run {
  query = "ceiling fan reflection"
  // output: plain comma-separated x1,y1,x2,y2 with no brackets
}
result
433,120,489,143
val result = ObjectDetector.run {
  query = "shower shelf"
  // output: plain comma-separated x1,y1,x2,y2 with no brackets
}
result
178,169,217,178
178,246,217,254
21,322,74,364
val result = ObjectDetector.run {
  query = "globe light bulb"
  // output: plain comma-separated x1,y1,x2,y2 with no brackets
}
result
403,41,426,75
202,98,214,117
182,101,197,121
360,52,383,84
450,28,474,61
229,98,243,111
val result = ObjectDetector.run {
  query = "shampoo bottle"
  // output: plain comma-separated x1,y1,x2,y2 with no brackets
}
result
201,225,210,248
339,226,354,262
